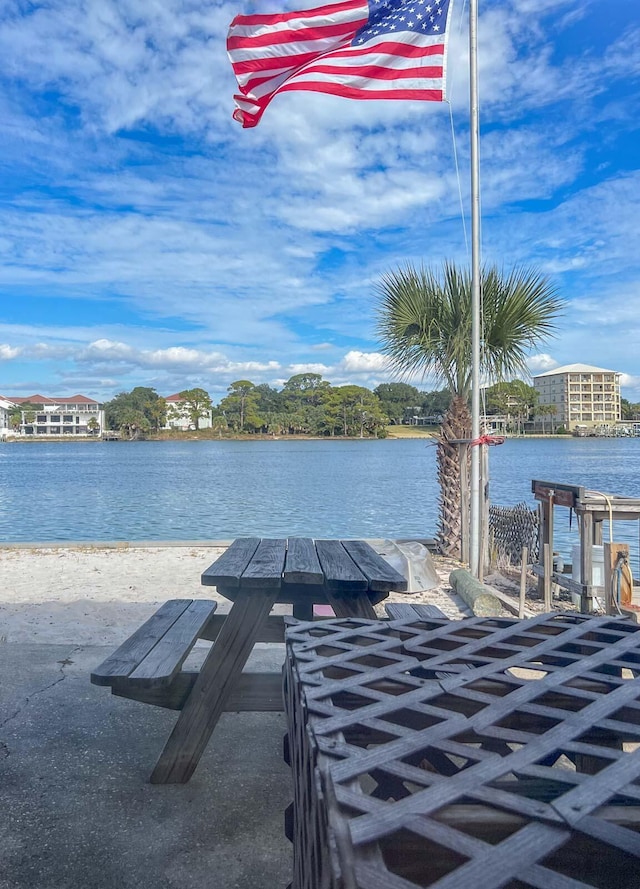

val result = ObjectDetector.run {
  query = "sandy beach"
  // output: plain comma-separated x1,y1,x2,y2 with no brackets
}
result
0,542,470,645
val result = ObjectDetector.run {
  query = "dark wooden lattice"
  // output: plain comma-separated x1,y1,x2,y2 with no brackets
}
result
284,612,640,888
489,502,540,566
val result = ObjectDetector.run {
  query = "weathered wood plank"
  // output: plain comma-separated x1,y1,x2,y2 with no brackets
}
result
315,539,367,592
326,590,377,619
200,612,286,644
284,537,324,585
127,600,218,686
228,672,285,711
91,599,192,686
342,540,408,593
241,538,287,589
531,564,593,595
200,537,260,588
292,599,314,620
385,602,448,620
113,671,284,712
150,587,279,783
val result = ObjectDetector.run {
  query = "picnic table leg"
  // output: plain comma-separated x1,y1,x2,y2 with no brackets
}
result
325,591,377,619
150,588,279,784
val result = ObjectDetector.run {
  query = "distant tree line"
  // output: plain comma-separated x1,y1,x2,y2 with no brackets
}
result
215,375,455,437
102,375,455,439
622,398,640,421
103,375,639,440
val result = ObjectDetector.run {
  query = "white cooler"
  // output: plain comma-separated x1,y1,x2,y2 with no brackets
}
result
571,544,605,587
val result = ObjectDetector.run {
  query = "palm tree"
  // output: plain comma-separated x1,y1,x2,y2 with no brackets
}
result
9,407,22,432
536,403,556,435
376,262,562,559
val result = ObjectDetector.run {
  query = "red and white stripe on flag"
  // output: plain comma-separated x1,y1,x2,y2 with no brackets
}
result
227,0,453,128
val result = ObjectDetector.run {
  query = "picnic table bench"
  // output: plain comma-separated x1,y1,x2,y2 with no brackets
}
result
91,537,407,784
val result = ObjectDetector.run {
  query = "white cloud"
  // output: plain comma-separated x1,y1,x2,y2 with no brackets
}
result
0,0,233,135
0,344,21,360
620,373,640,391
528,354,558,373
74,339,283,377
340,351,390,374
79,339,137,362
286,363,331,376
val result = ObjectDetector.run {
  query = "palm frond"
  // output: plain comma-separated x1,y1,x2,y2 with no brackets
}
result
376,261,563,397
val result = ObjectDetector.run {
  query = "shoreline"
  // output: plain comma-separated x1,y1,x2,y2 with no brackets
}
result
1,432,436,442
0,538,236,550
2,431,591,443
0,542,469,645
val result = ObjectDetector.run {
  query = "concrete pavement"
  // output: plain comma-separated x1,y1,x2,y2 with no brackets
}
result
0,642,292,889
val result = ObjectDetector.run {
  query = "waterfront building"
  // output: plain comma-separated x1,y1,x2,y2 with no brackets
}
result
0,397,13,437
533,364,621,433
1,394,105,436
164,393,212,431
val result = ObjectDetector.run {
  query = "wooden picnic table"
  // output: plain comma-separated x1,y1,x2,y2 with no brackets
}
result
91,537,407,784
284,611,640,888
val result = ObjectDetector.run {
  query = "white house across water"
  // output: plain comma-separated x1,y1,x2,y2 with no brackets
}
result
0,394,105,438
164,393,212,431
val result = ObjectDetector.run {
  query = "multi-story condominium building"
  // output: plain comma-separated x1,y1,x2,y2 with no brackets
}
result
1,394,105,436
533,364,621,432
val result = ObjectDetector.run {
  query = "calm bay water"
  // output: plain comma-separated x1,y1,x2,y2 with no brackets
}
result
1,437,639,569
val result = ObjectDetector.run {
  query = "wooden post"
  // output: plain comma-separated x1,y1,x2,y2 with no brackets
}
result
519,546,528,620
543,543,552,612
537,500,553,599
580,512,594,613
449,569,502,616
536,502,544,598
594,520,603,546
604,542,632,614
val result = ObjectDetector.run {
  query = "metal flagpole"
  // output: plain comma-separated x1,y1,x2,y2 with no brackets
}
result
469,0,482,577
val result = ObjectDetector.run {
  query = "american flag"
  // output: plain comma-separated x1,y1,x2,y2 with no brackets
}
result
227,0,453,128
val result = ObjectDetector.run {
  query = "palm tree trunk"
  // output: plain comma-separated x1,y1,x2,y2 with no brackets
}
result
436,396,472,559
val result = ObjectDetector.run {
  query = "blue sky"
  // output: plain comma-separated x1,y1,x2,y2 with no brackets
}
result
1,0,639,404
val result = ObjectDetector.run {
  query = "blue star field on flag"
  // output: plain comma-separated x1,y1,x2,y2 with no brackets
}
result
354,0,452,45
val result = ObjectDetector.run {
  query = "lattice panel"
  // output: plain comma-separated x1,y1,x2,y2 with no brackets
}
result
284,613,640,889
489,502,540,565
